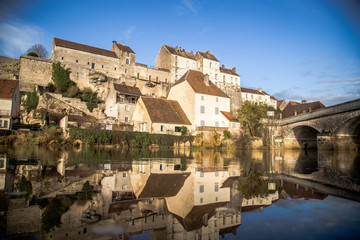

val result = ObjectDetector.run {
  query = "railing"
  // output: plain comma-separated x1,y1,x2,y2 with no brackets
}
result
0,109,11,116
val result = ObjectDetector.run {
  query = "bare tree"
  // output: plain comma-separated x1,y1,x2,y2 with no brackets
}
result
26,44,49,58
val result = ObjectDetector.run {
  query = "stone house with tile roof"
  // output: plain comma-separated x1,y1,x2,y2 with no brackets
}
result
281,100,325,119
105,83,142,123
168,70,238,131
219,64,240,88
241,87,277,109
132,96,191,134
0,79,20,130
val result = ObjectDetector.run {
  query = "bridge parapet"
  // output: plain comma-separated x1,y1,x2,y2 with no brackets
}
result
278,98,360,126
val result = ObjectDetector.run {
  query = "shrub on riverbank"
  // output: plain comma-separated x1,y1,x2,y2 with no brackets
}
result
68,128,193,148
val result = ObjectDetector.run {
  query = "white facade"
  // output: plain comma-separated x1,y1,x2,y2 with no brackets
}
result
195,93,231,128
241,87,277,109
173,55,197,82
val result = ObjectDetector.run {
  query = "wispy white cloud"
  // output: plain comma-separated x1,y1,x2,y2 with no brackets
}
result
121,25,136,41
0,21,48,58
176,0,202,16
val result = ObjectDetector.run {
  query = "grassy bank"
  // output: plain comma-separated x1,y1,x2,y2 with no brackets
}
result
0,127,194,148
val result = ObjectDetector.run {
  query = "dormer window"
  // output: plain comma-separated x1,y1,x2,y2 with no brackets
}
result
126,52,130,57
126,59,129,64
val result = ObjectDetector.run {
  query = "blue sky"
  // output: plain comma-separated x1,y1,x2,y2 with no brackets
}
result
0,0,359,106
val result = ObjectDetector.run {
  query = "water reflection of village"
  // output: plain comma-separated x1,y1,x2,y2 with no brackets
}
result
1,148,359,239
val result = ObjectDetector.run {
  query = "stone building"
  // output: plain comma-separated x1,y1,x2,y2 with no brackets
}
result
168,70,238,131
280,100,325,119
132,96,191,134
241,87,277,109
0,79,20,130
104,83,142,123
155,44,241,89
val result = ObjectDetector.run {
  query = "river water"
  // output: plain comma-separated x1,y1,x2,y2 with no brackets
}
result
0,145,360,239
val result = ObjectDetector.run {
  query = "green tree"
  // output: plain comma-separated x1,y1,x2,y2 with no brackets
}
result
237,101,267,137
180,126,188,136
238,167,269,199
22,88,39,113
52,62,74,93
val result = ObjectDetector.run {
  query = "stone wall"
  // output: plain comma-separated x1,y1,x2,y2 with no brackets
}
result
19,55,52,91
0,56,19,80
218,85,242,114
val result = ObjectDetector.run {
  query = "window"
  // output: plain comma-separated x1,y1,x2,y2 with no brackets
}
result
200,120,205,126
149,75,151,81
215,74,217,80
200,172,204,177
232,122,236,128
223,215,226,225
165,78,167,83
215,121,219,127
137,73,139,79
161,125,164,132
186,61,189,67
200,198,203,203
126,59,129,64
200,106,205,113
61,57,64,60
101,65,104,68
87,62,89,65
215,107,219,115
140,123,147,132
200,185,204,193
126,52,130,57
215,197,218,201
216,97,219,102
76,59,78,63
122,185,127,190
3,120,8,129
175,126,181,132
201,95,204,100
91,63,95,69
114,67,117,71
156,76,158,82
209,62,212,68
215,171,219,177
215,182,219,192
175,68,178,73
123,172,127,178
125,69,127,73
125,116,129,123
125,105,130,111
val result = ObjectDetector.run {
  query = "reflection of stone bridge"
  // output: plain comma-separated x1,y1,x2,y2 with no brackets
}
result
274,99,360,150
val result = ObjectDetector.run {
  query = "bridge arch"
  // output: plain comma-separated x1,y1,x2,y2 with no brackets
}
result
331,114,360,151
283,125,320,150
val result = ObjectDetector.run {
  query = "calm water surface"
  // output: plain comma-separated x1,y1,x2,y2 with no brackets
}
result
0,145,360,239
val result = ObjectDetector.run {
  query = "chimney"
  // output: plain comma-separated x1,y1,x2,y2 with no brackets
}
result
176,46,178,51
258,88,262,92
179,47,182,52
206,50,210,54
222,64,225,68
204,74,210,86
112,40,117,44
232,67,236,73
302,100,307,104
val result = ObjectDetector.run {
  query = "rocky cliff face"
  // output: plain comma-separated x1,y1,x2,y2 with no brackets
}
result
0,56,20,80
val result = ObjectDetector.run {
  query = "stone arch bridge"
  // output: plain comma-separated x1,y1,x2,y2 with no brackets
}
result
273,99,360,150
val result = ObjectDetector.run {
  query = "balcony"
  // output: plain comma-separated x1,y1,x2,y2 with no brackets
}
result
0,109,11,116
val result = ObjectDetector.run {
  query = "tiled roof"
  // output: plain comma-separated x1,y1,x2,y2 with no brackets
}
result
53,37,118,58
270,96,277,100
197,51,219,62
220,66,239,76
141,97,191,125
0,79,18,98
241,87,263,95
163,45,196,60
173,202,228,231
114,84,142,96
115,43,135,54
221,176,239,188
176,70,229,98
277,99,286,107
221,111,238,122
281,101,325,118
138,173,190,199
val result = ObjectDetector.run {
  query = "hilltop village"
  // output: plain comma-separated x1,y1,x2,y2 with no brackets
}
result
0,38,325,138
